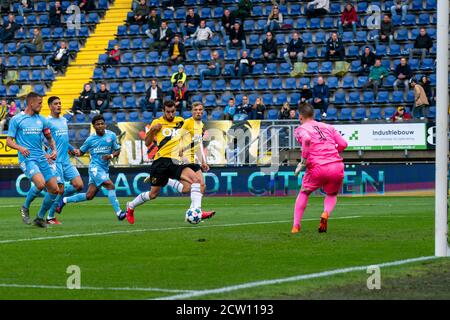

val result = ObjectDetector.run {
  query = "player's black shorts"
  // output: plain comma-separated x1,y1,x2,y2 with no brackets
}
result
149,157,201,187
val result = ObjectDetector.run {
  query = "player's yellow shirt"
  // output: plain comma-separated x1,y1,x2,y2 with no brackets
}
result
181,117,204,164
148,116,185,161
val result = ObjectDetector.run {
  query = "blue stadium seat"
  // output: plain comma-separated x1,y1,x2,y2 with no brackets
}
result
7,56,18,67
191,95,203,104
342,31,354,43
257,79,269,90
356,31,367,43
125,97,137,109
26,14,37,25
348,92,360,104
65,28,76,37
0,85,6,96
409,59,419,71
353,108,367,120
314,109,322,121
275,34,286,45
342,76,355,89
395,29,408,41
418,13,430,25
338,108,353,121
161,80,171,92
116,112,127,122
68,41,79,51
131,66,143,78
256,20,267,31
78,129,90,140
265,63,277,75
404,14,416,26
333,91,346,104
109,83,120,94
129,112,140,122
142,111,153,123
296,17,307,29
427,106,436,119
200,79,212,91
310,18,320,29
388,44,401,56
121,52,133,64
244,79,255,90
112,97,123,109
384,107,396,120
375,45,387,56
244,20,255,32
322,17,334,29
211,110,224,120
376,91,389,103
290,93,301,105
267,109,278,120
75,113,86,123
213,7,223,18
19,70,30,81
275,93,288,106
325,108,338,121
32,55,43,67
279,63,291,74
426,0,437,10
305,47,318,58
306,62,319,74
215,79,226,91
230,79,241,91
347,46,359,57
34,85,45,96
33,70,43,81
20,56,31,67
285,78,297,90
369,107,382,120
350,60,361,72
122,82,133,94
421,59,434,70
363,92,375,104
98,0,108,9
103,112,113,123
319,61,332,73
262,93,273,106
391,91,404,104
302,32,312,44
299,77,311,87
271,79,282,90
327,77,338,89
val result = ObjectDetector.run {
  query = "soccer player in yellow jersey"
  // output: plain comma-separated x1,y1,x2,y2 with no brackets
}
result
126,100,215,224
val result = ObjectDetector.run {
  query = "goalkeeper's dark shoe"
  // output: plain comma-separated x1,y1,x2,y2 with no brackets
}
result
201,210,216,220
33,217,47,228
318,212,329,233
55,197,66,214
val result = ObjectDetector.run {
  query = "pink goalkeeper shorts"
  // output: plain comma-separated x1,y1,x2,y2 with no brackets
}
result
301,162,344,195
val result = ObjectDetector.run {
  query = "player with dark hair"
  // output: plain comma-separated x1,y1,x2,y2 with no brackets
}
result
292,104,348,234
126,100,215,224
6,92,59,228
56,114,127,221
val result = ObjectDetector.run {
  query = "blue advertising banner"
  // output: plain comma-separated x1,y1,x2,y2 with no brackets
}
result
0,164,434,197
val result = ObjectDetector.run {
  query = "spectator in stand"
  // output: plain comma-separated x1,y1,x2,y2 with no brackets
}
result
220,9,235,45
252,97,266,120
391,0,410,24
298,84,313,106
226,22,246,51
233,50,255,78
409,27,433,64
48,41,70,74
0,57,6,82
288,109,298,120
167,34,185,66
128,0,149,24
170,64,187,87
200,50,223,81
363,58,389,97
141,79,163,115
49,1,62,26
8,100,18,117
338,3,357,38
264,5,283,33
410,79,429,119
145,8,161,39
0,99,8,132
393,57,412,97
373,14,394,48
18,0,33,17
391,106,412,122
78,0,95,13
17,28,43,54
0,14,22,43
234,95,252,121
163,0,184,11
224,97,236,120
305,0,330,17
312,76,330,117
232,0,253,22
105,44,121,69
324,32,345,61
284,31,305,69
189,20,214,51
358,46,376,76
72,83,95,114
171,80,189,113
152,21,173,57
181,8,200,38
278,102,290,119
93,83,110,114
261,31,278,70
420,75,434,105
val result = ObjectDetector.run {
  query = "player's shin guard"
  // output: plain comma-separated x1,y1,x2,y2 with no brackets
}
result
24,185,41,209
65,193,87,203
37,192,58,219
293,191,309,228
107,189,122,216
190,183,202,209
47,194,61,219
167,178,184,193
128,191,150,209
324,194,337,216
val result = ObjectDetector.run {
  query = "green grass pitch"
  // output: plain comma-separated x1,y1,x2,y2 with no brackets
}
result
0,195,449,300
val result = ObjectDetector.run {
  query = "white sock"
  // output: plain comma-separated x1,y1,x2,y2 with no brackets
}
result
63,197,67,204
190,183,202,209
129,192,150,209
167,178,184,193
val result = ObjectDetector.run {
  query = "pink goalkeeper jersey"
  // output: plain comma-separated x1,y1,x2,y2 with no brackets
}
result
294,120,348,168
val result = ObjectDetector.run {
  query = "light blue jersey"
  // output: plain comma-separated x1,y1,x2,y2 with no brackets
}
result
80,130,120,187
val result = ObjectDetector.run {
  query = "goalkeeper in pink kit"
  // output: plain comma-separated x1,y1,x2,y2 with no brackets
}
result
292,104,348,233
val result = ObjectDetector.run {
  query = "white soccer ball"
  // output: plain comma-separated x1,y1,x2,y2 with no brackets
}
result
185,208,202,224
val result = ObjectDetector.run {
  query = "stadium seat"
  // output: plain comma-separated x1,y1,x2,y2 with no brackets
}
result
305,47,318,58
347,46,359,58
353,107,367,120
426,0,437,10
342,76,355,89
296,17,307,29
211,110,224,120
116,112,127,122
421,59,434,70
369,107,382,120
125,97,136,109
271,79,282,90
327,77,338,89
265,63,277,75
109,83,120,94
204,95,216,107
112,97,123,109
142,111,153,123
395,29,408,41
257,79,269,90
384,107,396,120
103,112,113,123
275,93,288,105
267,109,278,120
75,113,86,123
215,79,226,91
363,92,375,104
348,92,360,104
230,79,241,91
244,79,255,90
32,70,43,81
129,112,140,122
319,61,332,73
279,63,291,75
314,109,322,121
306,62,319,74
333,91,346,104
427,106,436,119
338,108,353,121
376,91,389,103
290,93,301,105
325,108,338,121
19,70,30,81
285,78,297,90
135,82,146,93
262,93,273,106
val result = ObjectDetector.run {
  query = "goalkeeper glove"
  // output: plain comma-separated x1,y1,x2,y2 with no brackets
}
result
294,158,306,177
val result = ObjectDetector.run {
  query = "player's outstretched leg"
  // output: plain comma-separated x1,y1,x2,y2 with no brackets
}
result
47,192,62,225
318,193,337,233
21,184,41,225
126,187,160,224
292,190,310,234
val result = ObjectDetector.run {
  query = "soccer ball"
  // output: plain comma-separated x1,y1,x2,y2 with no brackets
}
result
185,208,202,224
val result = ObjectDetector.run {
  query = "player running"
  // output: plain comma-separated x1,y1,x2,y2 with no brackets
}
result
22,96,84,225
56,114,127,221
126,100,215,224
292,104,348,234
6,92,59,228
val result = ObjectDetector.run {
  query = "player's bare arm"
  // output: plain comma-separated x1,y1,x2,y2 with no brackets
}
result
6,137,30,157
43,128,57,161
102,149,121,161
145,123,162,147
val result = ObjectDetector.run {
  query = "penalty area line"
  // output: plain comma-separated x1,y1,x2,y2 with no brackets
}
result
0,216,361,245
153,256,439,300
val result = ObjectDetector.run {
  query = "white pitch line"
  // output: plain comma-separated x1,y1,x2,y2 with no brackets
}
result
0,283,195,293
0,216,361,245
153,256,439,300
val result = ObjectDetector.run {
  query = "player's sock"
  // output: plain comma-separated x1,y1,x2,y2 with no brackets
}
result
23,185,41,209
167,178,184,193
293,191,309,227
37,192,58,219
128,191,150,209
107,189,122,216
64,193,87,203
190,183,202,209
47,194,61,220
63,185,78,197
324,194,337,216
